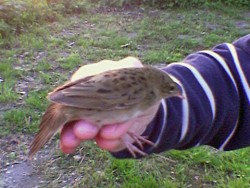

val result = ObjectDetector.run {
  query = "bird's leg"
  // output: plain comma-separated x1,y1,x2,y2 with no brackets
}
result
127,132,144,150
127,131,155,149
122,132,155,158
123,140,147,158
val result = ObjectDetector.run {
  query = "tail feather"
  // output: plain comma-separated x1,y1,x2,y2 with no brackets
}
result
28,103,67,159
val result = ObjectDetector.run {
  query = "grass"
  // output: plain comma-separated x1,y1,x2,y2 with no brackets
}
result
0,1,250,187
57,53,83,69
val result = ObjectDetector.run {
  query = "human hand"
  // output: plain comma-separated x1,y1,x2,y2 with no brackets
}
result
59,57,160,155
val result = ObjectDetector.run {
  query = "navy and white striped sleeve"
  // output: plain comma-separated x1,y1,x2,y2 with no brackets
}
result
112,34,250,158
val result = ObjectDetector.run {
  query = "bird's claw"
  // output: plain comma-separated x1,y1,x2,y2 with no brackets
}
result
122,132,155,158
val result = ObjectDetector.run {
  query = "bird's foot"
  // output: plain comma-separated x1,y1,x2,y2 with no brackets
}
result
122,132,154,158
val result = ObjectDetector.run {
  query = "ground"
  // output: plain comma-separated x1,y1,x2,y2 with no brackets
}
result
0,4,250,188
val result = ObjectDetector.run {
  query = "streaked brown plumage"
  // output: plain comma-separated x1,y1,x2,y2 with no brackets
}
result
29,66,182,158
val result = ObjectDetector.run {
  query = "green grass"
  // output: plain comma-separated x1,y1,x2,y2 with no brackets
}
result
0,80,18,103
0,1,249,187
57,53,83,69
0,57,23,102
2,108,40,136
36,59,52,71
25,89,49,110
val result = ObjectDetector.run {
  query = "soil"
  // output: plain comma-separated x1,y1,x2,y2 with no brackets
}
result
0,161,41,188
0,134,49,188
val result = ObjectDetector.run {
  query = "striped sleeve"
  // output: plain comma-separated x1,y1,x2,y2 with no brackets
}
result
112,35,250,158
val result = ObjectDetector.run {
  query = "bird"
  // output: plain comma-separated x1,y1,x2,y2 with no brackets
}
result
28,66,183,159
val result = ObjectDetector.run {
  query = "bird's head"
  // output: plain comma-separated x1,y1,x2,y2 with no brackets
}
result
146,67,183,99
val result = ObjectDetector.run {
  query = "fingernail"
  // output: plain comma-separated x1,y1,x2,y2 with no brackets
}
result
74,120,99,140
101,124,117,133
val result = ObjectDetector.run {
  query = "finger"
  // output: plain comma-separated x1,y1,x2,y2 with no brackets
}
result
95,135,125,152
60,144,77,154
73,120,99,140
99,121,133,140
60,122,81,154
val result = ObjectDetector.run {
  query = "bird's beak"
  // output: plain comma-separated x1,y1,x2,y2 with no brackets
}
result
177,92,185,99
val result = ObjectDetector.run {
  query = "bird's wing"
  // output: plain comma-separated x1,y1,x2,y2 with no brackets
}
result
47,75,146,110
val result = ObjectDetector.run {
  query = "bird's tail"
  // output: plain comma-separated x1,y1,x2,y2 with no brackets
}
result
28,103,67,159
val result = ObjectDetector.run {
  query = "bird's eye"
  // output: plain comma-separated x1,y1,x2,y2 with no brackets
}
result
169,85,175,92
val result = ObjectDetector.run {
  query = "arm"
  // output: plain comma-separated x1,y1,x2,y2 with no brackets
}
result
112,34,250,158
60,35,250,158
